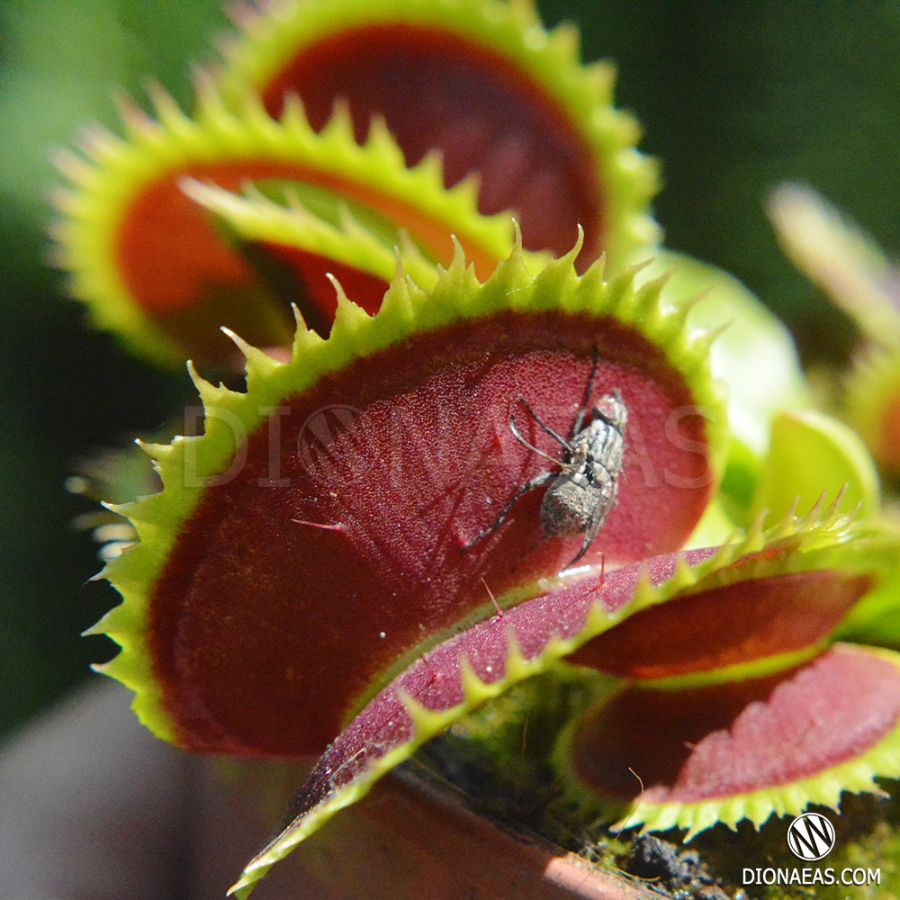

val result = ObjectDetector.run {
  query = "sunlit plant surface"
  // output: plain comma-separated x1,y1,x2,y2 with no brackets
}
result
51,0,900,895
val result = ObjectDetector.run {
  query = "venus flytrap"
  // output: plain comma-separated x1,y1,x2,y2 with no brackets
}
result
51,1,900,897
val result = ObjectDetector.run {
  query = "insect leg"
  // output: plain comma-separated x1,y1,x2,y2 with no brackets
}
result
572,346,601,437
515,396,572,449
568,505,606,566
462,471,557,550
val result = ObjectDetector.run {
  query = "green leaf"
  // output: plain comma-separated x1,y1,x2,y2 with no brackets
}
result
751,409,881,526
636,251,810,524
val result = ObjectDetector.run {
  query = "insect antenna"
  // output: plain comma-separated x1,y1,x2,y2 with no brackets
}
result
509,413,578,472
572,345,601,436
515,396,572,449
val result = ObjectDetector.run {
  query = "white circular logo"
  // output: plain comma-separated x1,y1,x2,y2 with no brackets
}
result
786,813,836,861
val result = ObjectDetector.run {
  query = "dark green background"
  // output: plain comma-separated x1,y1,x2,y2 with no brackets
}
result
0,0,897,738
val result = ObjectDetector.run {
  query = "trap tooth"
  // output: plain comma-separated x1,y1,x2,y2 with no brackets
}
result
803,490,831,525
228,0,269,36
652,303,688,345
767,184,898,344
80,618,111,638
667,292,707,336
670,552,698,591
449,172,482,210
509,218,524,251
322,98,356,145
631,504,880,627
743,509,769,549
113,90,155,139
392,240,416,276
276,92,306,132
184,179,439,305
134,438,175,463
458,654,487,700
582,598,614,635
632,272,671,329
144,81,187,131
179,177,231,211
575,252,609,299
376,270,417,326
551,226,585,273
548,20,580,58
503,630,531,679
289,302,310,334
687,325,727,373
396,689,442,735
604,266,639,319
79,125,124,164
396,230,434,273
186,360,226,408
414,149,446,186
85,603,133,638
284,187,320,218
237,89,277,133
366,116,406,167
100,499,143,521
189,63,218,106
336,202,368,238
328,277,371,340
49,148,93,187
220,327,281,381
584,60,615,98
43,225,71,264
535,255,582,314
772,497,824,543
289,304,329,355
629,559,658,610
684,806,721,840
95,641,154,691
508,0,539,27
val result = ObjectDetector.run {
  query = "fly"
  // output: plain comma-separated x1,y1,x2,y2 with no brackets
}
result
465,350,627,566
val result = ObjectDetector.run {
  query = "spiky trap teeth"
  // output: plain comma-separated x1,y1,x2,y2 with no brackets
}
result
51,87,516,366
226,510,900,896
213,0,659,268
179,179,447,336
95,248,723,760
561,644,900,838
53,0,659,369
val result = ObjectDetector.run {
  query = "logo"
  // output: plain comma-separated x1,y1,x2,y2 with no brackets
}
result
743,815,876,888
786,813,836,861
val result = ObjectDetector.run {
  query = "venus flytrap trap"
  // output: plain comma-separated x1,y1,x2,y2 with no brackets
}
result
97,245,725,758
229,505,900,896
50,89,520,365
50,0,900,897
210,0,659,266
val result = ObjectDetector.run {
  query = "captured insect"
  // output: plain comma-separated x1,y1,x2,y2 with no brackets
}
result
465,350,627,565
